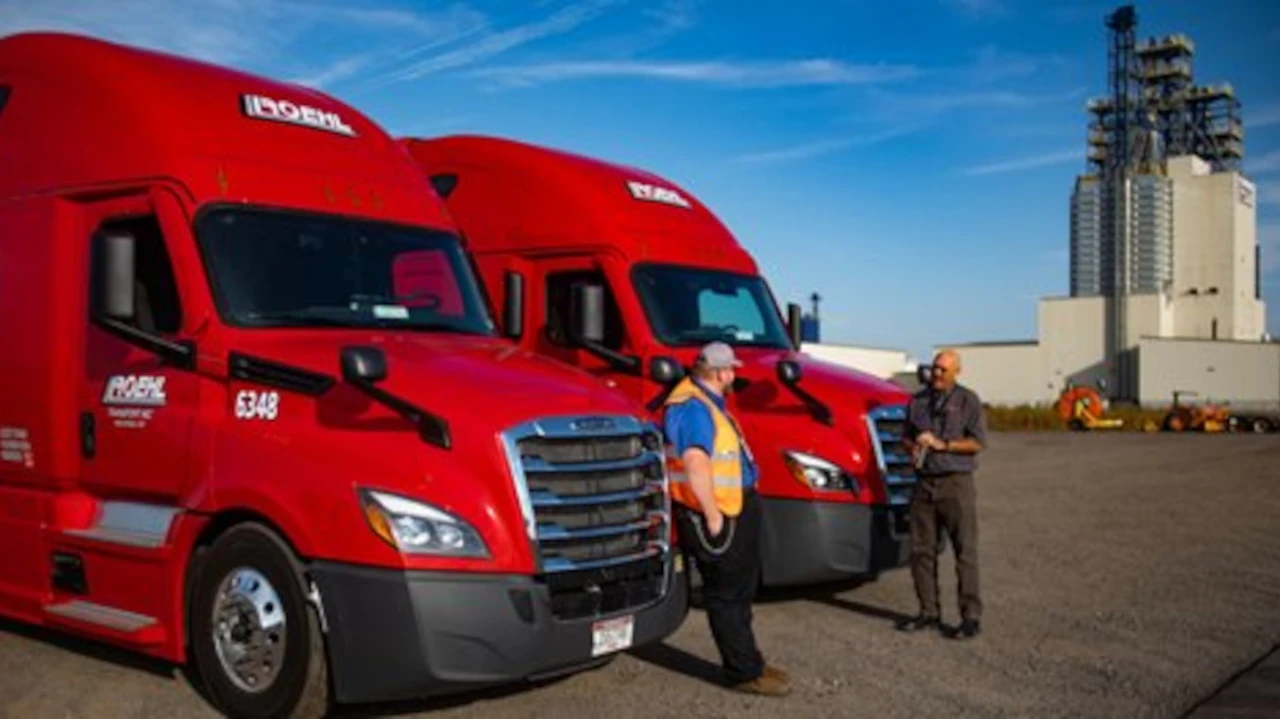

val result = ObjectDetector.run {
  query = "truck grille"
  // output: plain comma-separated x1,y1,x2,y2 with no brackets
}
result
502,416,671,621
867,405,918,508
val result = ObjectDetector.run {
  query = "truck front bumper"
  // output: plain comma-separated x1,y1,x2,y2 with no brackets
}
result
759,498,911,586
309,560,689,705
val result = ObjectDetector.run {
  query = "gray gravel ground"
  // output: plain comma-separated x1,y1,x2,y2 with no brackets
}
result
2,432,1278,718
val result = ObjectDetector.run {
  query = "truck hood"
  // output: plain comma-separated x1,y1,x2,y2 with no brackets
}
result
789,352,911,411
733,347,910,413
230,331,640,430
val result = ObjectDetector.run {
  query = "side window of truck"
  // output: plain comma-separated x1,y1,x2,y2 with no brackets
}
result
93,217,183,335
545,270,625,350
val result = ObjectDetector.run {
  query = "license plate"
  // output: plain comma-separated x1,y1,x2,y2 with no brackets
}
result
591,615,635,657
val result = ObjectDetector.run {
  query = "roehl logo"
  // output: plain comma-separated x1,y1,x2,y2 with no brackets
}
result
625,181,691,209
102,375,168,407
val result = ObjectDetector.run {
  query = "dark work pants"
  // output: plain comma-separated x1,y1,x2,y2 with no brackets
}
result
909,472,982,622
675,490,764,685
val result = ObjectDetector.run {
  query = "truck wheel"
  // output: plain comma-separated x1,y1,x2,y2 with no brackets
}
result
1253,418,1273,434
189,523,330,719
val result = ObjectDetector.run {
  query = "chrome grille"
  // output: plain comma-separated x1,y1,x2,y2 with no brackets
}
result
502,415,671,621
867,405,919,507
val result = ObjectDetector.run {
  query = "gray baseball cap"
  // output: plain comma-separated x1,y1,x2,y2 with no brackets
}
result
697,341,743,369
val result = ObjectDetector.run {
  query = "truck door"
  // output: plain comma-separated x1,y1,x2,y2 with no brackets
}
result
79,197,198,502
538,259,646,404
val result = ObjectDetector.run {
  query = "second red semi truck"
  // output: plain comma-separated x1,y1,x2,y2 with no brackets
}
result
403,135,919,587
0,34,686,718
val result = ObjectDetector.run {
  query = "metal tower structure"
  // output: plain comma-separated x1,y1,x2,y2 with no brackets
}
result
1103,5,1139,399
1085,8,1245,178
1078,5,1248,400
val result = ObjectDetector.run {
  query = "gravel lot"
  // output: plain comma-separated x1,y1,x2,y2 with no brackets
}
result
2,432,1278,718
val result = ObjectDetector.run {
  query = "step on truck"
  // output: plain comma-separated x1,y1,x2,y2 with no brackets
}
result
402,135,919,588
0,35,686,718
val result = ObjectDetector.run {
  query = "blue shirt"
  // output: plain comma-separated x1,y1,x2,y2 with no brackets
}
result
662,378,758,489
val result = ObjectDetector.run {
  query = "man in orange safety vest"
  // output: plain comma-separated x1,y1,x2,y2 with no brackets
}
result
664,342,790,697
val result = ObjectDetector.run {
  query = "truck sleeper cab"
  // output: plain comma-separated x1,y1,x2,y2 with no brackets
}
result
402,135,920,588
0,35,684,718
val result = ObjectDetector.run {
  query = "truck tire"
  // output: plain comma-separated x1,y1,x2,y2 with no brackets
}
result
1252,418,1273,434
189,523,330,719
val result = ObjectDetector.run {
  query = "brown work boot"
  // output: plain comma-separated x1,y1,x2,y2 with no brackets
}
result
733,672,792,697
763,664,790,683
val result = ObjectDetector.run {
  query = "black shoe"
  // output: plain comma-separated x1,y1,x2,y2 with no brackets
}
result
896,615,940,633
950,619,981,639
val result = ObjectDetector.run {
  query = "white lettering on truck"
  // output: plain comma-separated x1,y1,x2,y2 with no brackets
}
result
102,375,168,407
626,180,691,209
235,390,280,421
242,94,357,137
0,426,34,468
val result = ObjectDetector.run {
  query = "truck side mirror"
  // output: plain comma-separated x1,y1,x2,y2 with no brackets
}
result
571,283,606,345
341,346,388,384
787,302,803,348
777,359,802,386
916,364,933,386
503,271,524,339
96,232,137,322
649,356,684,384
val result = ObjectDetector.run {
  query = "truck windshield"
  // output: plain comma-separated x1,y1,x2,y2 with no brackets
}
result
632,264,791,349
197,207,494,335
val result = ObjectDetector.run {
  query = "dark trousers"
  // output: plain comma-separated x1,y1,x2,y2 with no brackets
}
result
675,490,764,684
909,472,982,622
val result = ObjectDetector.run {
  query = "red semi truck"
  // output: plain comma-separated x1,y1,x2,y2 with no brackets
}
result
0,35,686,717
402,135,919,588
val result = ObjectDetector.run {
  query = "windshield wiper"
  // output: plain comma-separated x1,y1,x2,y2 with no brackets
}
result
243,310,354,328
349,292,435,305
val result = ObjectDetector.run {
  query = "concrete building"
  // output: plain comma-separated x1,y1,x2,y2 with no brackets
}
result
946,155,1274,408
945,11,1276,410
801,342,912,380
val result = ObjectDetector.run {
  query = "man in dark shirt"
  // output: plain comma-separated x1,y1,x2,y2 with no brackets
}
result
898,349,987,639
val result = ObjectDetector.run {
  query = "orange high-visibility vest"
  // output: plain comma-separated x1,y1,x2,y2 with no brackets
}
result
663,377,746,517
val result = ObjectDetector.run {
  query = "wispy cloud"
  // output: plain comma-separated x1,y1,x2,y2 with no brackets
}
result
290,54,378,89
734,125,920,165
863,87,1085,123
280,2,484,37
1249,102,1280,129
0,0,489,87
1257,181,1280,208
0,0,268,66
646,0,698,32
472,58,919,88
371,1,616,86
942,0,1007,18
960,148,1081,176
1249,150,1280,175
962,45,1051,84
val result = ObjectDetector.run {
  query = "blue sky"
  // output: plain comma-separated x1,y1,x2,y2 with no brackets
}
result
4,0,1279,358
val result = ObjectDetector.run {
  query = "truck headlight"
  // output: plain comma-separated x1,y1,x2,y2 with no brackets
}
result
783,451,859,493
359,490,489,558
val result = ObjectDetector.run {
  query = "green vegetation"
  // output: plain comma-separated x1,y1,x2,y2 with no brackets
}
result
984,404,1168,432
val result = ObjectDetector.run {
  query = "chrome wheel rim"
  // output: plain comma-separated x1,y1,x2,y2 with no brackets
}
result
212,567,287,693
